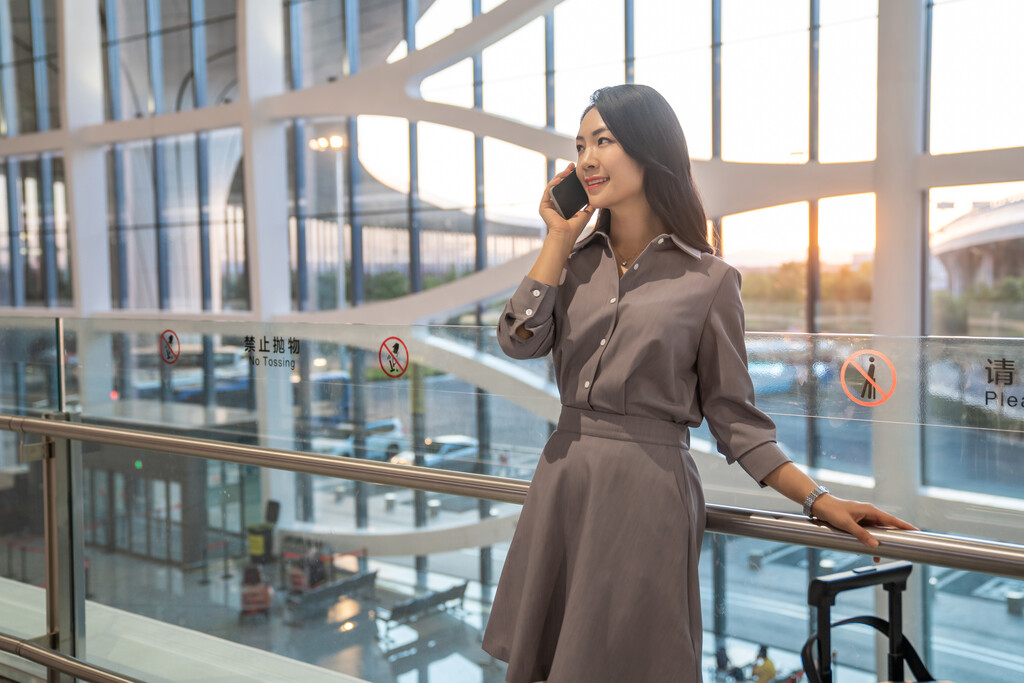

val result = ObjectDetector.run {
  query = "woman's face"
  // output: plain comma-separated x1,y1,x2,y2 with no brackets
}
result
575,108,645,212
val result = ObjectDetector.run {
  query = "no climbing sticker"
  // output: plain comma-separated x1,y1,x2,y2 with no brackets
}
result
841,349,896,407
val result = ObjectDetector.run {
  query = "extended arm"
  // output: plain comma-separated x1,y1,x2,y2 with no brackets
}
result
761,462,917,548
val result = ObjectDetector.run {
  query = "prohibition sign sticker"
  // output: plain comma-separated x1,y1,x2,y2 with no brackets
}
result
160,329,180,365
379,337,409,378
841,349,896,407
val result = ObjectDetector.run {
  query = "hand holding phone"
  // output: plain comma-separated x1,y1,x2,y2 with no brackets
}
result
548,172,589,220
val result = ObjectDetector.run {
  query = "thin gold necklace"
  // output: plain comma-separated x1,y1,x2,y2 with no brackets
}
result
612,242,645,267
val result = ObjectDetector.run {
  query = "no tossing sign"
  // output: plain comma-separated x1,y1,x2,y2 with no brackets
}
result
379,337,409,378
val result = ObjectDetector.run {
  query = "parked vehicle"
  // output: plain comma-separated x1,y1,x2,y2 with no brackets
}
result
390,434,482,472
310,417,407,461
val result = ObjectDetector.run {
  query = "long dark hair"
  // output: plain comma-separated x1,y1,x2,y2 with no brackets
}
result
583,85,712,253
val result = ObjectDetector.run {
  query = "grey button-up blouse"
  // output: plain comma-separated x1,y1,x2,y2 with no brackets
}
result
498,225,791,485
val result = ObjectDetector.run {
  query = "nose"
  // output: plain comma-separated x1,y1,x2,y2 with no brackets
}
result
578,145,598,169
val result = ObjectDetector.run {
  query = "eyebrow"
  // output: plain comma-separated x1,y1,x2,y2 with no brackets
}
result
575,127,610,141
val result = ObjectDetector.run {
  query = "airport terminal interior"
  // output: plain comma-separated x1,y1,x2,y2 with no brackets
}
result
1,0,1023,681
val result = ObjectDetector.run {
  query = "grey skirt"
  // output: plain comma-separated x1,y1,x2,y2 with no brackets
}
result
481,406,707,683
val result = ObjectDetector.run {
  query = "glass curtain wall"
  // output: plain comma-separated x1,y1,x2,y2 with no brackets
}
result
717,1,878,335
0,0,67,309
0,153,71,307
283,0,550,309
106,128,247,312
98,0,238,120
0,0,59,135
928,0,1024,155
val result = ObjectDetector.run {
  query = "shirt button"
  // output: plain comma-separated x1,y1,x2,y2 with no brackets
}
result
658,238,665,244
609,297,617,304
584,380,591,388
633,263,639,270
532,289,540,297
600,338,606,346
525,308,533,316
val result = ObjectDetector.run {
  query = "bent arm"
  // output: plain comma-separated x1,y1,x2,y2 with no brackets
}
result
510,230,578,342
696,268,790,485
497,276,559,359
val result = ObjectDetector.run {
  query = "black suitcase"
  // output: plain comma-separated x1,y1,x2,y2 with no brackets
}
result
800,561,947,683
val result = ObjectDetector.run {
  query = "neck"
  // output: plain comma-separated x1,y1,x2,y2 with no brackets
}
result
608,198,665,251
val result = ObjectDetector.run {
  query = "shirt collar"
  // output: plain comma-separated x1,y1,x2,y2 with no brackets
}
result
570,224,703,260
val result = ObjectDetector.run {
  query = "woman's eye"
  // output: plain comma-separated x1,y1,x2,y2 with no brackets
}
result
575,145,584,153
598,137,613,145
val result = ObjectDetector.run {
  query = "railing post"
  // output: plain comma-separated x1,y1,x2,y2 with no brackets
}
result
43,412,86,682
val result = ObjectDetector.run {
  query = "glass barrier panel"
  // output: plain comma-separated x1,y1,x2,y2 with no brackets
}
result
708,536,1024,683
921,336,1024,495
78,447,524,681
0,321,56,672
0,317,1020,679
924,563,1024,682
60,319,1024,541
72,435,1024,682
701,533,877,682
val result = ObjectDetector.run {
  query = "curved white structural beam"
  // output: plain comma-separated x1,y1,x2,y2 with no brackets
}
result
303,323,561,421
277,513,519,558
276,250,539,325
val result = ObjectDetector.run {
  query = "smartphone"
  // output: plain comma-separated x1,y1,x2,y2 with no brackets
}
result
549,172,589,219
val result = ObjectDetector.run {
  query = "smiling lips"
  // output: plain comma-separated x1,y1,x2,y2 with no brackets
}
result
585,176,609,190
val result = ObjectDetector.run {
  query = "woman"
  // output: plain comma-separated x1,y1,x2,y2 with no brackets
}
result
481,85,915,682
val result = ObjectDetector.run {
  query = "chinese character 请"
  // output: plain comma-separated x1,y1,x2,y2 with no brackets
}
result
985,358,1016,386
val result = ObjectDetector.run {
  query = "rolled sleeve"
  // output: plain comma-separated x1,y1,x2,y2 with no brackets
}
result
696,268,792,487
497,276,558,359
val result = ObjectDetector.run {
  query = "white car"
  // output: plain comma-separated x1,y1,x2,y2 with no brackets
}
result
311,418,407,462
390,435,481,472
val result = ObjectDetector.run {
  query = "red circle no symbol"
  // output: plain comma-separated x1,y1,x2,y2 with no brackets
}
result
160,330,180,365
379,337,409,378
841,349,896,407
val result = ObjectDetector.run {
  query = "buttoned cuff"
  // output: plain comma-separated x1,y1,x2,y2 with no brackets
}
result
506,276,557,337
735,441,792,488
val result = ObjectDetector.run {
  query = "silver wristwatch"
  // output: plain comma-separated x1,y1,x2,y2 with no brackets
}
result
803,485,830,518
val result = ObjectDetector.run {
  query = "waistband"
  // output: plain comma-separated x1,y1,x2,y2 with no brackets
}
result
557,406,690,449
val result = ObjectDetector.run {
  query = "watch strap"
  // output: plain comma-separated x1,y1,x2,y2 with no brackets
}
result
803,485,830,518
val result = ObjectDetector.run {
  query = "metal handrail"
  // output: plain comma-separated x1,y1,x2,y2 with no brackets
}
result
0,632,144,683
3,413,1024,579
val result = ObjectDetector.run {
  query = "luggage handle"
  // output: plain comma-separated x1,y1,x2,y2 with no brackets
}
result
809,561,913,608
801,616,936,683
807,561,915,683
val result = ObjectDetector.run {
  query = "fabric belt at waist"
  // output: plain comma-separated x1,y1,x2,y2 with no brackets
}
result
557,406,690,449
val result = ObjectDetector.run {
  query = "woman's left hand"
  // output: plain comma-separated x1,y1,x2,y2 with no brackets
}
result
810,494,918,549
